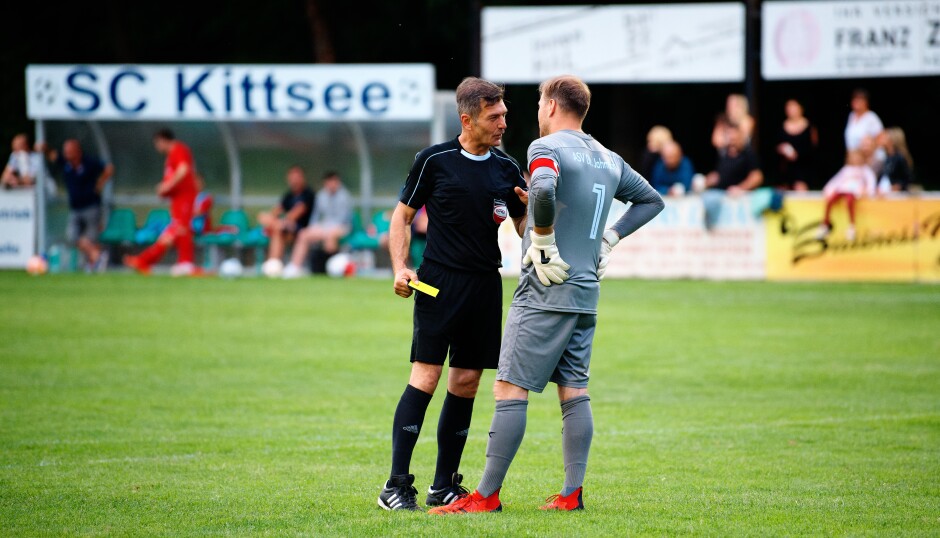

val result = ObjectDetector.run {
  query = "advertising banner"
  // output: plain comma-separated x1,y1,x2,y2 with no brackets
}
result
765,196,940,282
26,64,435,121
498,196,766,280
482,4,745,83
0,189,36,268
763,0,940,80
604,196,766,280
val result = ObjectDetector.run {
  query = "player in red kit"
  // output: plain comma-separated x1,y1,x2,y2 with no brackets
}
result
124,129,198,276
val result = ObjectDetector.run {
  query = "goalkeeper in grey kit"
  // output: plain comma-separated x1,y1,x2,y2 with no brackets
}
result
430,75,664,514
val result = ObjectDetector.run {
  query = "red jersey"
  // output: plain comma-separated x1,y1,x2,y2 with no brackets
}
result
163,141,197,199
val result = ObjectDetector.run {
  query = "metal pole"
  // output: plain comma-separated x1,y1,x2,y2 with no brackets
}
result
87,121,113,221
348,122,374,219
745,0,762,150
431,91,448,145
217,122,242,210
34,119,47,256
470,0,482,76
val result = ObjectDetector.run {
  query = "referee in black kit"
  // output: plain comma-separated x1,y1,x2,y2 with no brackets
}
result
377,77,529,511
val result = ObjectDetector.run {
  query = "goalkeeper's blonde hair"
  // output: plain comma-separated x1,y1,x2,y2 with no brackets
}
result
539,75,591,120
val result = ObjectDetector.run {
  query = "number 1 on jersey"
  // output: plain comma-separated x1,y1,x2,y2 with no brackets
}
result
589,183,605,239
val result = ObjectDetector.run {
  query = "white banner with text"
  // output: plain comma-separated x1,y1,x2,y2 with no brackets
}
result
26,64,435,121
763,0,940,79
482,4,745,83
0,189,36,268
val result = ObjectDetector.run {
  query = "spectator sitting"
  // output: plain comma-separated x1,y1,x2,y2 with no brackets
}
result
712,94,755,151
776,98,818,191
640,125,673,178
257,165,314,264
191,174,214,235
858,136,885,178
409,205,429,267
703,123,764,229
283,171,353,278
877,128,913,192
706,123,763,195
844,88,883,152
649,141,694,196
2,133,44,189
817,149,876,242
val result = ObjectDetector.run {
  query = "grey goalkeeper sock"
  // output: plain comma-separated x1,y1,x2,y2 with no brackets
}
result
476,399,528,498
560,395,593,497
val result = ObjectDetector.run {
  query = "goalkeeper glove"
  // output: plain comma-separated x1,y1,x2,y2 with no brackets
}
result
523,230,570,286
597,229,620,280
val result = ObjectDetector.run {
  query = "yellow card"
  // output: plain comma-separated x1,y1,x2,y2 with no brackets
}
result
408,280,440,298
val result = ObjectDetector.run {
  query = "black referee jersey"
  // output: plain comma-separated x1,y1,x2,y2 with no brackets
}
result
400,137,527,272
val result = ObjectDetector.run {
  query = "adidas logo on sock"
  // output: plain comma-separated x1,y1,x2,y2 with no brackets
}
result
402,425,420,434
456,429,470,437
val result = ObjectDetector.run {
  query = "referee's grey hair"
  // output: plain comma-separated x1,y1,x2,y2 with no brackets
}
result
456,77,505,119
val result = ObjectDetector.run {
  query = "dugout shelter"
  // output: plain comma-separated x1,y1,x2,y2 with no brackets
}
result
22,64,459,262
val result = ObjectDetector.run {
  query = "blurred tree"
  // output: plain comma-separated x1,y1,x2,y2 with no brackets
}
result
305,0,335,63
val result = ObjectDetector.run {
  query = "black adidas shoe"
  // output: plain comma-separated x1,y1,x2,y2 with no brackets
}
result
378,474,422,511
426,472,470,507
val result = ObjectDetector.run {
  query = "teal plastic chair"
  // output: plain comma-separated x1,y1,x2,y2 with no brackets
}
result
99,208,137,245
239,224,270,273
342,210,392,251
341,212,372,250
199,210,249,247
198,209,251,269
134,209,171,245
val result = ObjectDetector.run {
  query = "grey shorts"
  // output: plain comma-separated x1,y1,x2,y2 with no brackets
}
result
67,206,102,244
496,305,597,393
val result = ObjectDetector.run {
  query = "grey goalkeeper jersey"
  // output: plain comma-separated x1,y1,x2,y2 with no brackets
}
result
512,130,664,314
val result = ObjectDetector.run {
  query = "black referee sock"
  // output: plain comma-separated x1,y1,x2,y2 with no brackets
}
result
390,384,433,479
432,391,475,490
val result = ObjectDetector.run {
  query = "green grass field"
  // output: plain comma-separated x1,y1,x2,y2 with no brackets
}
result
1,273,938,536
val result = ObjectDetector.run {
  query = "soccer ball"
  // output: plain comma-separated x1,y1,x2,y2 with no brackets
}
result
261,258,284,278
26,255,48,275
326,253,355,278
219,258,243,279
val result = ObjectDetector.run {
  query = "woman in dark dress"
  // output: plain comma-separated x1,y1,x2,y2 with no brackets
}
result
776,99,819,191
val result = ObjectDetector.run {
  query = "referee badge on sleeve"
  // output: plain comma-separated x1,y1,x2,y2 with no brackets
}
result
493,199,509,224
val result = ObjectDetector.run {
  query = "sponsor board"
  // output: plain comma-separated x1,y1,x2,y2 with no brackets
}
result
483,4,745,83
0,189,36,269
766,196,940,282
26,64,434,121
763,0,940,79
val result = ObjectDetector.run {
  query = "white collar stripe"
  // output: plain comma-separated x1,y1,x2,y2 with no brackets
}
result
460,149,492,161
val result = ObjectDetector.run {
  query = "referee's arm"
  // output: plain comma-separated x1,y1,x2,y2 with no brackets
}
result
389,202,419,298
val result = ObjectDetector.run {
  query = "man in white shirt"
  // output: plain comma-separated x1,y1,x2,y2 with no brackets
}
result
2,134,43,189
844,89,883,151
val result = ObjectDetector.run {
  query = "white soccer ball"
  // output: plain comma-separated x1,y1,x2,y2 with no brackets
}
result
325,253,354,278
261,258,284,278
26,255,48,275
219,258,243,279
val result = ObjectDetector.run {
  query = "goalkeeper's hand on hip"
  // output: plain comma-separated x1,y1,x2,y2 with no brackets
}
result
523,230,570,286
597,229,620,280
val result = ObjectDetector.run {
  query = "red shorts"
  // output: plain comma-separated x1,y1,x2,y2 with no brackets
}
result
162,193,196,238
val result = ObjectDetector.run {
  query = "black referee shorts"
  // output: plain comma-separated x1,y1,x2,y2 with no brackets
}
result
410,260,502,370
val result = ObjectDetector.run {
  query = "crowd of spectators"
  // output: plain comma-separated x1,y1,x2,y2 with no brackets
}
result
639,88,916,233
